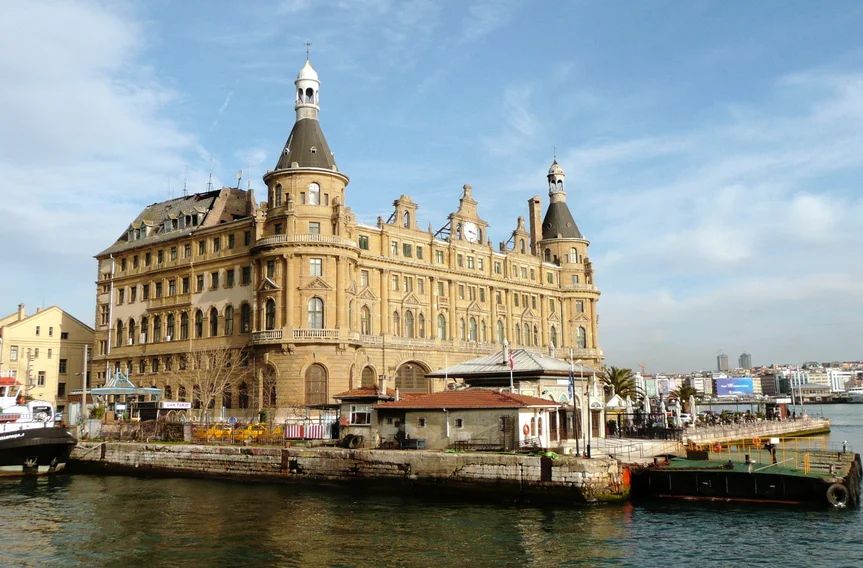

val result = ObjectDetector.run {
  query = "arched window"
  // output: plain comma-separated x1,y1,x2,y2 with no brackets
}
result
361,366,376,387
192,384,202,409
360,306,371,334
396,362,428,393
530,416,536,436
437,314,447,340
524,324,530,346
520,239,526,254
140,316,148,344
194,310,203,338
238,382,249,408
241,303,251,333
210,307,219,336
459,318,466,340
403,211,410,228
577,327,587,349
481,320,487,343
308,297,324,329
570,248,577,263
305,364,328,405
179,312,188,340
225,306,234,336
153,316,162,343
550,326,558,348
115,320,124,347
405,310,414,338
164,385,172,400
544,248,551,262
392,311,401,336
128,319,136,345
178,385,187,402
265,299,276,330
497,320,504,343
538,416,543,436
469,317,477,341
515,325,521,344
275,184,283,207
308,183,320,205
418,313,425,338
456,223,462,240
533,326,539,346
166,314,175,340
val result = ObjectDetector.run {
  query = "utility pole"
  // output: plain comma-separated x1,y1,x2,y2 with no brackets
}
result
81,344,89,427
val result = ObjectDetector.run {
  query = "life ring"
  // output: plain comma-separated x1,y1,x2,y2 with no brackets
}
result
523,424,530,436
712,442,722,453
752,438,762,447
826,483,849,508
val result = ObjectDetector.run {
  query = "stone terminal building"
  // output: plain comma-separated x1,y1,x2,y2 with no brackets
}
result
91,59,602,419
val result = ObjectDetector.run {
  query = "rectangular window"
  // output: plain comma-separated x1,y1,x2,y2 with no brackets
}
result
416,245,423,259
142,284,150,300
479,288,485,302
495,261,501,275
37,371,46,386
145,252,151,266
403,277,412,293
211,272,219,288
392,274,399,291
196,275,204,293
168,279,176,296
467,256,474,269
171,246,177,260
48,348,52,359
155,282,163,298
34,348,39,358
309,222,320,234
133,255,139,268
520,266,527,279
213,237,221,252
267,260,275,278
514,294,519,307
121,258,127,271
199,240,206,255
117,289,124,305
157,250,164,263
478,258,483,270
360,270,369,288
576,300,584,313
226,269,235,287
244,231,251,246
358,235,369,250
57,383,66,398
457,254,463,268
309,258,322,276
437,282,444,297
496,291,502,304
548,272,554,284
300,192,306,204
391,241,398,256
530,268,535,280
275,223,282,235
458,285,465,300
523,294,528,307
468,287,475,301
152,357,160,373
531,296,537,310
417,278,425,294
349,404,372,425
36,326,41,336
403,243,412,257
59,359,67,374
182,277,190,294
549,299,555,313
417,418,426,428
455,418,463,428
242,266,251,285
228,234,235,249
9,346,17,361
184,244,191,257
130,287,137,302
61,332,69,340
435,250,444,263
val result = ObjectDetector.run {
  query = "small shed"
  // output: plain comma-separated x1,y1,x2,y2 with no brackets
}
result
333,385,395,448
375,389,562,451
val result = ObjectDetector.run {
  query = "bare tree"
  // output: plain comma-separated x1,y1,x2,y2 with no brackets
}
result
166,346,251,423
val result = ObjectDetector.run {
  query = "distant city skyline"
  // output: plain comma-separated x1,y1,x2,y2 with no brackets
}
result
1,1,862,372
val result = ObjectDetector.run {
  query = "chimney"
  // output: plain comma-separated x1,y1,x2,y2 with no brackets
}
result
528,196,542,256
394,388,400,401
17,303,25,321
379,375,387,396
36,306,43,313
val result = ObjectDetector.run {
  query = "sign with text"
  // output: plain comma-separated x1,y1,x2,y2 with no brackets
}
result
715,377,754,396
159,401,192,409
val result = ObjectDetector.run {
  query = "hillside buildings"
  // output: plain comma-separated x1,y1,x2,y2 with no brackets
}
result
0,304,93,413
90,59,603,418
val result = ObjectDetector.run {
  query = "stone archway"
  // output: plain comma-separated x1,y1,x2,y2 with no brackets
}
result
394,361,430,394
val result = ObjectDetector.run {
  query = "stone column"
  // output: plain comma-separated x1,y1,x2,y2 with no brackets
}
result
539,293,547,348
284,255,295,331
449,279,458,341
379,268,389,334
336,256,346,330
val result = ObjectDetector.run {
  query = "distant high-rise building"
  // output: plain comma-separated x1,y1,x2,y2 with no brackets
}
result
717,352,729,372
739,352,752,369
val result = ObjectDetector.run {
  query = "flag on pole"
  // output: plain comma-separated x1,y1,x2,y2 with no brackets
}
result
509,349,514,370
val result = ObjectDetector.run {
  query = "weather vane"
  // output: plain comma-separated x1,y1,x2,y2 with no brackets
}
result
304,40,312,60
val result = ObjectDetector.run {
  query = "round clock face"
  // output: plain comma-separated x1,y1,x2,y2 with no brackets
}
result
463,222,478,243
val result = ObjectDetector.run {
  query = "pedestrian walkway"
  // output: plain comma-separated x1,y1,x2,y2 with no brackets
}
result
558,437,682,462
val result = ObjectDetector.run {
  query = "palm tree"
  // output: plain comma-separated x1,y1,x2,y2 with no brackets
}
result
602,366,641,401
668,384,698,412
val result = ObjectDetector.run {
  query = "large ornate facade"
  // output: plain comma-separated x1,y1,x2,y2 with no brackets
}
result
91,59,602,418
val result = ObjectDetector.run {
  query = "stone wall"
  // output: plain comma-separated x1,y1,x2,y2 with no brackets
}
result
71,442,628,503
684,418,830,445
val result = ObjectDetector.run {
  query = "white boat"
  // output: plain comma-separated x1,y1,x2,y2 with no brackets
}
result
0,377,77,475
847,386,863,403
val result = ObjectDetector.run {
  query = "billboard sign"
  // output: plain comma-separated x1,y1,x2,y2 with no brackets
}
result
715,377,754,397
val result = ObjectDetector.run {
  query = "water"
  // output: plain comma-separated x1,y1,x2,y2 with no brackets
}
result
1,406,861,567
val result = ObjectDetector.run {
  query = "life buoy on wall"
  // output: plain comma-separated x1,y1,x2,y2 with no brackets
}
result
752,438,762,447
523,424,530,436
712,442,723,453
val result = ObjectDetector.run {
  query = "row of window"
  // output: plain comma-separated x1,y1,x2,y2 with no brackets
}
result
30,326,68,339
273,182,329,207
113,231,253,275
6,346,70,367
114,305,252,347
112,267,252,309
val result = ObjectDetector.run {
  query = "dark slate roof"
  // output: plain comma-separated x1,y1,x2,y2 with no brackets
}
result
275,118,336,170
541,201,582,240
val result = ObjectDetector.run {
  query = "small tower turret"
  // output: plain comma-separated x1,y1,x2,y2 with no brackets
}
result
548,159,566,204
295,59,320,121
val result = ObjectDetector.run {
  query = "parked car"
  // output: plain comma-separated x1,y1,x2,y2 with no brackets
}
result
680,413,692,424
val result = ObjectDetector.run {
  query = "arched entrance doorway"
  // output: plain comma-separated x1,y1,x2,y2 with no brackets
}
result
394,361,429,394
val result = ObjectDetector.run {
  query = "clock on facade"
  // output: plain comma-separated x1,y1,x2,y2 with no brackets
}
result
463,222,478,243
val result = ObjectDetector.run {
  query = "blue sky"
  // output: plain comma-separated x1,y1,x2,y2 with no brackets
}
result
2,0,862,372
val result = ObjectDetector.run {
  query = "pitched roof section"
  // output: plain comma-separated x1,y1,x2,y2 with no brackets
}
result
275,118,336,170
426,348,593,378
541,201,582,240
333,385,395,400
375,389,560,410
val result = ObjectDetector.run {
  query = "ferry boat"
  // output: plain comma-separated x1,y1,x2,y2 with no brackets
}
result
0,377,77,476
847,386,863,403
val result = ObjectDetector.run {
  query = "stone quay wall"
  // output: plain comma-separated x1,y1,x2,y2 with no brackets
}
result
683,418,830,445
70,442,629,503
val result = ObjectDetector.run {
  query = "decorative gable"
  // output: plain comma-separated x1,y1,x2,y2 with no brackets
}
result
257,277,281,292
358,287,378,301
402,293,422,306
300,277,333,291
346,280,357,295
466,300,485,313
521,307,537,319
572,312,590,322
547,311,561,323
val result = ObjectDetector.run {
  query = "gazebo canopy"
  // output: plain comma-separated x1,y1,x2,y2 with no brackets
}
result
90,370,162,398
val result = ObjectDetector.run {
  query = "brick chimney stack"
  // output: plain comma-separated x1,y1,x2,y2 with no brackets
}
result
17,303,25,321
527,196,542,256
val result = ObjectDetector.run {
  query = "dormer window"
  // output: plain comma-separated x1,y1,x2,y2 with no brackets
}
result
310,146,317,154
